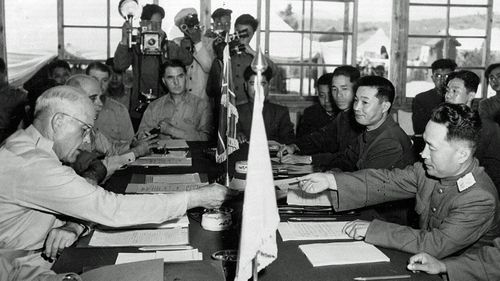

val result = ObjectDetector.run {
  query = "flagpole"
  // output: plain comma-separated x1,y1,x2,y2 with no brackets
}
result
224,64,230,186
253,257,258,281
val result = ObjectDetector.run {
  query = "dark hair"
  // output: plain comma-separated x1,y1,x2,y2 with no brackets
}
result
315,73,333,87
431,59,457,72
333,65,361,83
141,4,165,21
234,14,258,32
243,65,273,82
485,63,500,79
160,59,187,77
86,61,111,76
446,70,480,94
430,103,481,151
0,57,5,74
48,59,70,75
354,75,395,109
211,8,232,19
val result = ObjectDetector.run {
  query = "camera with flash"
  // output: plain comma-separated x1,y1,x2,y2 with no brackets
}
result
119,0,165,56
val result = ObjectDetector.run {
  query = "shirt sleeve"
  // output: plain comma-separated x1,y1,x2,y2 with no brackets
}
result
296,121,339,155
137,102,159,135
192,42,213,73
365,187,496,259
412,97,427,135
357,138,404,170
165,40,194,66
113,43,133,71
444,238,500,281
17,157,188,227
277,107,295,145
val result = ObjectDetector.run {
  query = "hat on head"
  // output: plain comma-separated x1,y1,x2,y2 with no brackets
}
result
174,8,197,27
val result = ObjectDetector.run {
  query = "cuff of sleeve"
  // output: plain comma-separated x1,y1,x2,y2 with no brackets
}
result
326,173,337,190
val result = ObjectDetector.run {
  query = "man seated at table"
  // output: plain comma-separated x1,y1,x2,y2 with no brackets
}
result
0,85,228,271
66,74,157,180
278,65,363,166
407,238,500,281
87,61,135,144
443,70,500,195
236,66,295,145
299,103,500,259
282,76,414,172
296,73,339,137
138,59,213,141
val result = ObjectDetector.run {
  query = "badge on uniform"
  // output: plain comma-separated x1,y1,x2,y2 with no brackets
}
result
457,172,476,192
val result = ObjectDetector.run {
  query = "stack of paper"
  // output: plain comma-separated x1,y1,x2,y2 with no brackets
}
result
131,140,191,167
115,249,203,264
278,221,351,241
89,228,189,247
159,139,189,149
126,173,207,193
299,241,390,266
287,189,332,206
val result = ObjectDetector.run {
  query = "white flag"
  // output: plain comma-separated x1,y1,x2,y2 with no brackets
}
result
234,52,280,281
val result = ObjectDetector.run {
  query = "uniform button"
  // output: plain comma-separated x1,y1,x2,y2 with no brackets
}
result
438,189,443,194
189,89,192,91
237,64,240,67
432,207,437,212
235,75,239,78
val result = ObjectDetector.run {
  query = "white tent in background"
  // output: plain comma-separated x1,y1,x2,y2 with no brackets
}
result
357,28,390,60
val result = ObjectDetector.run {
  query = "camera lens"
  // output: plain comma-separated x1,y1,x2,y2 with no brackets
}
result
148,38,156,46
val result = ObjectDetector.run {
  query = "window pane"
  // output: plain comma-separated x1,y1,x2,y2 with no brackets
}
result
407,37,440,66
409,6,448,35
310,1,352,33
455,38,486,67
451,0,488,5
406,66,434,98
449,7,487,36
64,28,107,60
322,35,352,66
109,28,123,57
410,0,448,4
64,0,107,26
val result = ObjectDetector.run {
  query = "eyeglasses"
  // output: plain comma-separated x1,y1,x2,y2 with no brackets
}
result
433,73,449,79
58,112,94,139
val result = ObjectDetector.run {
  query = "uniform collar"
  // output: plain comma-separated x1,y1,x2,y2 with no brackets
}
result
438,158,479,186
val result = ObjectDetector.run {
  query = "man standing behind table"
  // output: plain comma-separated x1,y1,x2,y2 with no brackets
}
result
296,73,339,137
412,59,457,136
236,66,295,145
173,8,214,100
300,103,500,259
0,86,228,270
113,4,193,129
479,63,500,123
138,60,213,141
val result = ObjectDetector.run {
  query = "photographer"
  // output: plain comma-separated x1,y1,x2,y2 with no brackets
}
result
113,4,193,130
173,8,214,100
207,14,277,106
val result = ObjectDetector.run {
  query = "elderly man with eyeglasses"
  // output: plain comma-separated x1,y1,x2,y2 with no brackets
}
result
412,59,457,136
0,85,228,276
479,63,500,124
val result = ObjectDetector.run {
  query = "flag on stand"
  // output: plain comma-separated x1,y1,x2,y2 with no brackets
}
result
215,41,239,163
234,50,280,281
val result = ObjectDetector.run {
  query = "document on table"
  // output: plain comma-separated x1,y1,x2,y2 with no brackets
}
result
146,173,201,183
158,139,189,149
125,182,206,193
287,189,332,206
131,156,192,167
89,228,189,247
98,214,190,230
81,258,163,281
115,249,203,264
278,221,351,241
299,241,390,266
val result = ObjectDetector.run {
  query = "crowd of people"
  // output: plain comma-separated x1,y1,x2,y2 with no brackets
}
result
1,3,500,281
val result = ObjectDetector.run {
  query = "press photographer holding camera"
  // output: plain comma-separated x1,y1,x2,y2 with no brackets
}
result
173,8,214,101
114,3,194,130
